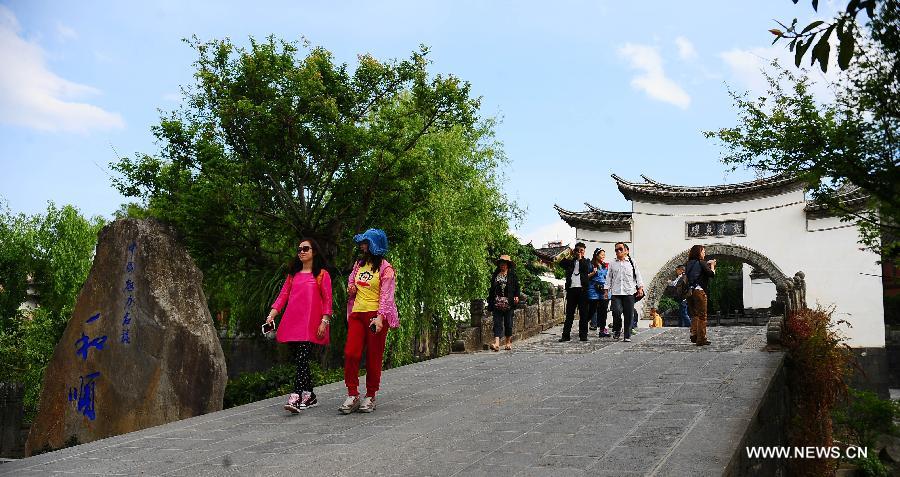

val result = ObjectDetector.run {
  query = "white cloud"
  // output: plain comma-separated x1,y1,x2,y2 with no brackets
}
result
0,6,124,132
55,21,77,41
675,36,697,61
514,220,576,249
719,44,840,102
618,43,691,109
720,47,782,97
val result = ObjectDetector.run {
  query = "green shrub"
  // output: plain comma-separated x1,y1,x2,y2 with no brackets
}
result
834,388,900,449
223,362,352,408
853,451,890,477
657,296,679,314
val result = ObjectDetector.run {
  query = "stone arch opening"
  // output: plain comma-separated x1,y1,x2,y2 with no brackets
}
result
645,243,789,311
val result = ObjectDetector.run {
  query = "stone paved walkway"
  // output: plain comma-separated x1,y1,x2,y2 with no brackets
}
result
2,325,783,476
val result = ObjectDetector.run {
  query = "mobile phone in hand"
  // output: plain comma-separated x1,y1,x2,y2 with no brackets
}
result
370,322,377,333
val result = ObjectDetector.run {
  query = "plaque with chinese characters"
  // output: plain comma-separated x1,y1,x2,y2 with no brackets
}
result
686,220,745,238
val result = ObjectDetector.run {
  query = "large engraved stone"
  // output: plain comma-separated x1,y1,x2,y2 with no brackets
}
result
25,219,227,455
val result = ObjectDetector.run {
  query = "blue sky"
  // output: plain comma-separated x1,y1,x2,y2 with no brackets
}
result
0,1,839,247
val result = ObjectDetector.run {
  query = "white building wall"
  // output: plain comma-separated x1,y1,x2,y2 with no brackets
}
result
742,263,776,309
610,189,885,348
576,229,631,256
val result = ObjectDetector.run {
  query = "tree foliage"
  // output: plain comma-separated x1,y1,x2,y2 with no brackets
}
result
0,203,104,420
706,1,900,260
770,0,877,72
111,37,516,364
706,258,744,315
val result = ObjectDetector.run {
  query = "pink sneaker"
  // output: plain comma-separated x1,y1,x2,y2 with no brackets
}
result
284,393,301,414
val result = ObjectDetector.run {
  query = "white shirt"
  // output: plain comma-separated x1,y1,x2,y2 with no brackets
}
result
569,259,582,288
604,256,644,296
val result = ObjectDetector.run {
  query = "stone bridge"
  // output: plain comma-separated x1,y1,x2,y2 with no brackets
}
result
1,325,786,477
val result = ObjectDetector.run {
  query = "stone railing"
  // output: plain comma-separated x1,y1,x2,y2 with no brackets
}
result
453,287,567,352
767,271,808,346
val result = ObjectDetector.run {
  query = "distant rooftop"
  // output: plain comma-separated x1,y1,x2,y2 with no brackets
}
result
534,244,571,262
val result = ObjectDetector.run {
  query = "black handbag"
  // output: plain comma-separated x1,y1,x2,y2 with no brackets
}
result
628,257,644,302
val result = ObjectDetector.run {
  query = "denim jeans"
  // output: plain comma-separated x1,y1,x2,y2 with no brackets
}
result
679,300,691,327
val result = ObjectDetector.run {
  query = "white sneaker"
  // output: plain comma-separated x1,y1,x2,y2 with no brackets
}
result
358,396,376,413
284,393,301,414
623,338,632,342
339,395,360,414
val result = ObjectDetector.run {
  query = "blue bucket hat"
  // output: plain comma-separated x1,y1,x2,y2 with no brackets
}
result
353,228,389,256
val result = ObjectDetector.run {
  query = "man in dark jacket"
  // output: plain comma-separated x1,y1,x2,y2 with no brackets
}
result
558,242,591,341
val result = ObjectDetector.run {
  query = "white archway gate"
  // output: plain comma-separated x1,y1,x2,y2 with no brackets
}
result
556,174,884,348
644,243,789,310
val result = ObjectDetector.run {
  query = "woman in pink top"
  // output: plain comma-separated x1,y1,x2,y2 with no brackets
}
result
266,238,333,413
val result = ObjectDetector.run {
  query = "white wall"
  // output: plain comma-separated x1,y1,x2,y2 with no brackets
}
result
576,229,631,256
742,263,777,309
602,189,886,348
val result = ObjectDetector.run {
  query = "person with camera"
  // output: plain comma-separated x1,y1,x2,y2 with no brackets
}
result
685,244,716,346
603,242,644,342
266,238,332,413
486,254,521,351
559,242,592,342
587,248,610,337
340,229,398,414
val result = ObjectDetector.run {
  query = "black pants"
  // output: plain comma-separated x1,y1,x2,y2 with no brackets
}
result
291,341,313,395
563,287,589,339
610,294,636,339
492,309,514,338
589,298,609,330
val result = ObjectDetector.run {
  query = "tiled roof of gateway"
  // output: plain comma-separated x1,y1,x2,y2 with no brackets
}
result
805,184,869,217
612,173,804,203
554,204,632,231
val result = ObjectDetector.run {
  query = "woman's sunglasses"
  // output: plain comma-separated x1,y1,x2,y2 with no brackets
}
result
297,245,312,253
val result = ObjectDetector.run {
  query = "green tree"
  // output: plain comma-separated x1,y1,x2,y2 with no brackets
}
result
707,258,744,315
0,206,34,325
0,203,104,420
706,1,899,261
111,37,515,362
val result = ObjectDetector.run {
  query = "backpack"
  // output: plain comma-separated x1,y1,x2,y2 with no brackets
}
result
673,275,691,300
673,262,697,300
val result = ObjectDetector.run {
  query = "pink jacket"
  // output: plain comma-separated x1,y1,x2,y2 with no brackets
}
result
271,270,333,344
347,259,399,328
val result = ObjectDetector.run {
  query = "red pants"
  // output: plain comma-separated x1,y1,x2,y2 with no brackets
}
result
344,311,388,397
